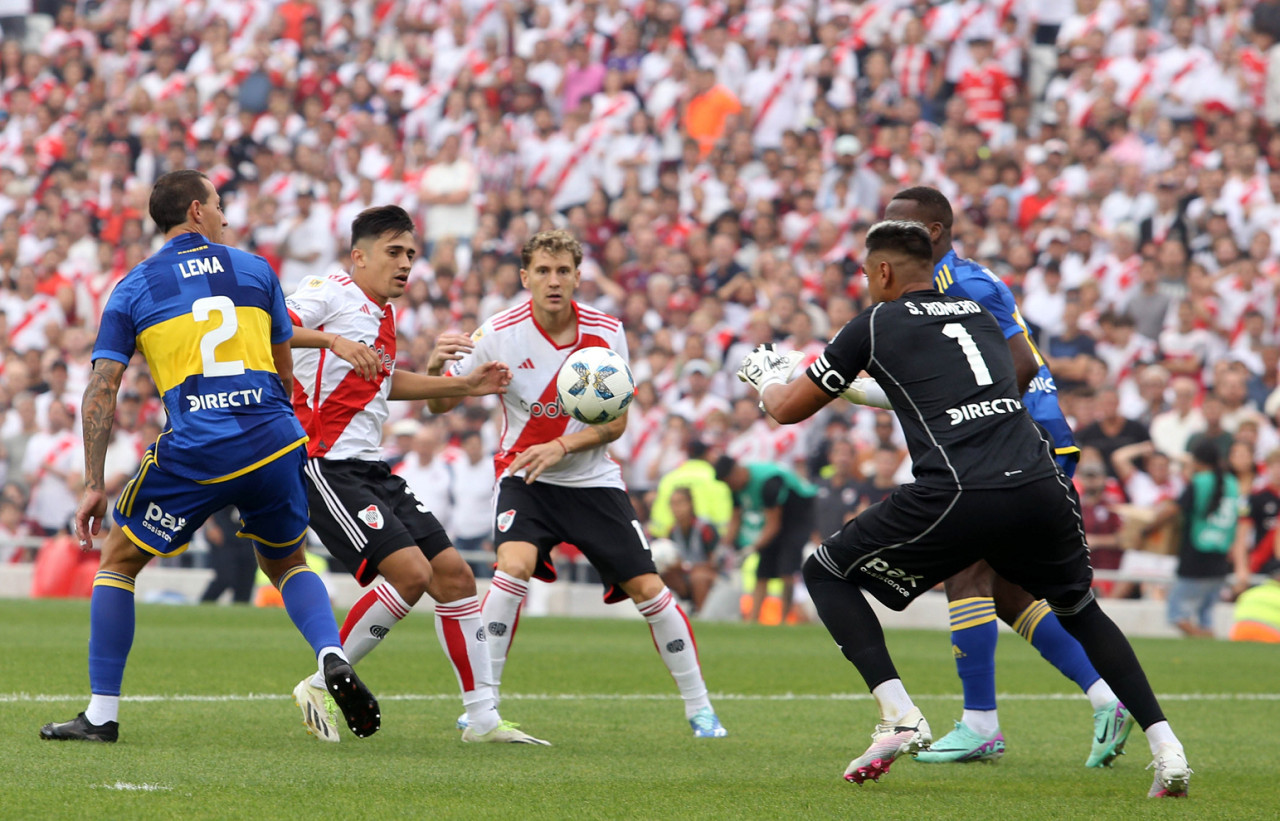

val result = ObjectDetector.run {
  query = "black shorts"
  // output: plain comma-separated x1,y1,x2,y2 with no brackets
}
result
304,458,452,586
756,498,815,579
811,475,1093,611
494,477,656,603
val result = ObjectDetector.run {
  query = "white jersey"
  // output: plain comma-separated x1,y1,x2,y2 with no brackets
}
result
286,271,397,461
448,300,627,489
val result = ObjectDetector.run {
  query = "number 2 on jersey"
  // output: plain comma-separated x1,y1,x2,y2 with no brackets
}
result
942,323,992,386
193,295,246,377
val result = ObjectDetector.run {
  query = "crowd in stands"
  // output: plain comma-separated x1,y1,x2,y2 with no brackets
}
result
4,0,1280,616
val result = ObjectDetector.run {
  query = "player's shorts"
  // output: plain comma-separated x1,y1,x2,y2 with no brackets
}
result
494,476,655,603
756,498,815,579
810,474,1093,612
113,443,309,560
304,458,452,586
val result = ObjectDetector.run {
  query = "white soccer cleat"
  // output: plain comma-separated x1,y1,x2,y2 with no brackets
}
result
844,707,932,784
461,720,551,745
293,678,341,743
1147,742,1191,798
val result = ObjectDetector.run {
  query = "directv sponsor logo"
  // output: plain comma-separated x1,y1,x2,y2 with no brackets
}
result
1026,375,1056,394
945,397,1023,426
187,388,265,412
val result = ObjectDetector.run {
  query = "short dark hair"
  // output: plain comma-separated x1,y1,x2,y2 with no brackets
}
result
713,454,737,482
890,186,954,229
351,205,415,247
149,169,211,233
864,220,933,262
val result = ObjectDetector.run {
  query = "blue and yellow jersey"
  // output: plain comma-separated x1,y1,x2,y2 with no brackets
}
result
934,249,1078,462
93,232,307,483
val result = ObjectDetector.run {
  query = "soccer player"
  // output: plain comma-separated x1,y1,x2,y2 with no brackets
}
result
737,220,1190,797
837,186,1128,767
40,170,379,743
284,205,546,745
426,229,727,740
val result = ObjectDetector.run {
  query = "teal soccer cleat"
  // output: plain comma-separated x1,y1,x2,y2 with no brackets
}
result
1087,700,1135,768
913,720,1005,763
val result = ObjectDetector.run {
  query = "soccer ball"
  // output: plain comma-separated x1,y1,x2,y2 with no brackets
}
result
556,346,636,425
649,538,681,573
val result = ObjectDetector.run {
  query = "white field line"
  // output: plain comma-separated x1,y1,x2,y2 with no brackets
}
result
91,783,172,792
3,691,1279,704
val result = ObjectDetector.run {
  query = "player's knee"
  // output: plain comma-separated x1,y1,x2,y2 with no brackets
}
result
991,576,1035,625
943,562,995,600
493,544,538,581
386,563,432,605
427,560,477,602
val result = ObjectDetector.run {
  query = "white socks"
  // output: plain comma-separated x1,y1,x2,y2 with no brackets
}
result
481,571,529,692
638,587,712,718
962,708,1000,737
86,694,119,726
436,595,499,735
1086,679,1118,711
871,679,915,724
310,583,409,688
1145,720,1180,754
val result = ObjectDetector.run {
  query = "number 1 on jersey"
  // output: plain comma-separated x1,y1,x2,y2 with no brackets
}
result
942,323,993,386
193,295,246,377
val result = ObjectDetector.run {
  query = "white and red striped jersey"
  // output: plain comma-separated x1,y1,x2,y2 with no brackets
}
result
448,300,628,490
892,44,933,98
286,271,397,462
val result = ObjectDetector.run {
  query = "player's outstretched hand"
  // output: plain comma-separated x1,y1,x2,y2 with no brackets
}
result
331,335,384,381
74,488,108,550
841,377,894,410
468,360,511,396
506,439,567,484
736,344,798,395
427,331,474,373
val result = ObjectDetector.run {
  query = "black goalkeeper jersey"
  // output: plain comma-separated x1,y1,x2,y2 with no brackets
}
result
805,290,1059,491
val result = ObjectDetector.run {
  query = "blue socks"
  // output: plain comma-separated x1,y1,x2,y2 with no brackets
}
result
1012,599,1101,693
88,571,137,696
278,565,342,658
949,597,998,711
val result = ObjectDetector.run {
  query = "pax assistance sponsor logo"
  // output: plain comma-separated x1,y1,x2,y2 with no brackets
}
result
496,509,516,533
359,505,384,530
142,502,187,542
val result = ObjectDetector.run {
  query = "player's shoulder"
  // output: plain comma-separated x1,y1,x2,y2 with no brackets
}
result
482,300,535,336
944,256,1015,307
576,302,623,333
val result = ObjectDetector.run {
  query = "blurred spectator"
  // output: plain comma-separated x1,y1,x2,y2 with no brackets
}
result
1147,440,1251,637
449,429,497,579
199,506,258,605
659,486,721,615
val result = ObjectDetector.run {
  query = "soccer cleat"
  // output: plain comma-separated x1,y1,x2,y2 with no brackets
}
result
293,678,341,743
39,712,119,743
461,720,551,745
689,707,728,738
844,707,932,784
322,654,380,739
1086,700,1135,768
913,720,1005,763
1147,742,1191,798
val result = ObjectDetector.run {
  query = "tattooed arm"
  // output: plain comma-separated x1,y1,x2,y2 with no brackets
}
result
75,359,126,548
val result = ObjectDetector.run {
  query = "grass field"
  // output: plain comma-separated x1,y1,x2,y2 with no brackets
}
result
1,599,1277,820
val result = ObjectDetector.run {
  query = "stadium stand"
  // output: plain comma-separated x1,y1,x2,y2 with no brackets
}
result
3,0,1280,618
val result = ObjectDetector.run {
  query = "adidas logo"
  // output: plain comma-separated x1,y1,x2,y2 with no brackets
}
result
518,358,535,369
